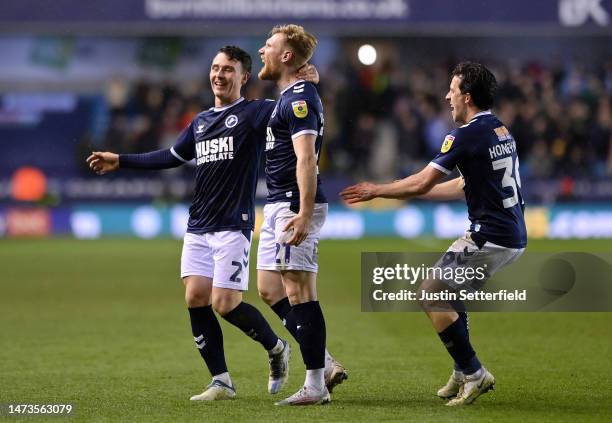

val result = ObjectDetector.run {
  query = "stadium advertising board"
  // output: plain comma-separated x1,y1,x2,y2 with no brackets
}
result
0,0,609,28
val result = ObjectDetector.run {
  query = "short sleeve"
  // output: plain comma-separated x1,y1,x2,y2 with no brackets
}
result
429,130,466,174
170,121,195,162
284,97,319,141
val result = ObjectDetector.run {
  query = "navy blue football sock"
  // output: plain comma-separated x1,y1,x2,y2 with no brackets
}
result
292,301,326,370
438,317,481,375
188,306,228,376
454,311,470,371
270,297,299,341
222,302,279,351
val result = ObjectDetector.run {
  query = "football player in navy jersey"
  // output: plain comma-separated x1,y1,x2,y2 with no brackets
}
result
256,24,345,406
86,46,319,402
341,62,527,406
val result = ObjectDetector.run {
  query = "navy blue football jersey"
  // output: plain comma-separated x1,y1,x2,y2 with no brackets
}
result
430,111,527,248
264,80,327,207
171,97,275,234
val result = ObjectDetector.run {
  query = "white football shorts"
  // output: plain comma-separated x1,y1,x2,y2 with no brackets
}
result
181,230,252,291
434,231,525,292
257,202,328,273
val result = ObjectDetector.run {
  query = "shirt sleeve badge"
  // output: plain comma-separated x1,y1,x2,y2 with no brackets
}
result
291,100,308,118
441,135,455,153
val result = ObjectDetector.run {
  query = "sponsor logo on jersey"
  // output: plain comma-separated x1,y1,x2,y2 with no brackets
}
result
195,136,234,165
441,135,454,153
494,126,512,141
292,100,308,118
196,123,206,134
225,115,238,128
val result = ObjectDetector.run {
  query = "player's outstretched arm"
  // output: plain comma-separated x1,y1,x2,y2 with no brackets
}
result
340,165,446,204
283,133,317,246
417,177,465,201
86,151,119,175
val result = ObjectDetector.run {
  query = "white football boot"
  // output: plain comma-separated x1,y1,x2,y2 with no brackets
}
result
268,339,291,394
274,386,331,406
324,357,348,393
446,367,495,406
437,370,464,399
190,379,236,401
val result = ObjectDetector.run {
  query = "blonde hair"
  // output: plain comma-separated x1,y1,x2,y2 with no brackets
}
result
270,24,318,67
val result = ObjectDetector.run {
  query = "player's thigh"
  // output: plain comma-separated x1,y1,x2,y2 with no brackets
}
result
256,204,279,271
209,230,252,292
272,203,327,273
435,233,523,292
281,269,317,304
257,269,285,305
181,232,214,279
183,275,213,307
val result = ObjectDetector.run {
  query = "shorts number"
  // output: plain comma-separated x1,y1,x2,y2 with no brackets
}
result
230,261,242,282
275,243,291,265
492,156,522,208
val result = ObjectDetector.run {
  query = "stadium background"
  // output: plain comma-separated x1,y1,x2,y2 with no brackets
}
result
1,1,611,422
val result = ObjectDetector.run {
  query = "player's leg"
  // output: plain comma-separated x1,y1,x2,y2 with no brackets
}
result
423,235,523,405
258,269,348,393
209,230,290,394
274,269,330,406
183,276,236,401
181,233,234,401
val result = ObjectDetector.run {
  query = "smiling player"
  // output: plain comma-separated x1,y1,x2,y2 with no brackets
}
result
341,62,527,406
256,24,345,406
87,46,318,402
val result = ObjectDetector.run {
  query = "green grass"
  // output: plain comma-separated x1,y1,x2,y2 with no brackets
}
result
0,238,610,422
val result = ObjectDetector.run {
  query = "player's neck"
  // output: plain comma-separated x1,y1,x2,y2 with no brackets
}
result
215,94,242,109
276,69,301,92
464,107,484,123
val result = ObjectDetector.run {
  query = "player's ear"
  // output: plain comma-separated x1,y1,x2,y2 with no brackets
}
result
241,71,250,85
281,50,293,64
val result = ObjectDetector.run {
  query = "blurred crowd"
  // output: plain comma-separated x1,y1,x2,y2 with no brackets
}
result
97,55,612,181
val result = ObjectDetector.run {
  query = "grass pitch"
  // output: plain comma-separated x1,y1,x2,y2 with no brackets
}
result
1,237,610,422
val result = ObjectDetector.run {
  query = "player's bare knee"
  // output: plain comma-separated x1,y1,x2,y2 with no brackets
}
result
212,292,241,316
257,288,276,305
185,289,210,308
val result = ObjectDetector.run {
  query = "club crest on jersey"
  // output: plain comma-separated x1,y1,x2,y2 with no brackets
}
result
441,135,454,153
225,115,238,128
292,100,308,118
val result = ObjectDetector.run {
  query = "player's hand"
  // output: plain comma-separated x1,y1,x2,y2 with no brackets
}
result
86,151,119,175
340,182,380,204
282,213,311,246
296,63,320,84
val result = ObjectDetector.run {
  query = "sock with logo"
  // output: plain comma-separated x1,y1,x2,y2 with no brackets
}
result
292,301,326,370
272,297,334,366
271,297,299,339
438,317,481,375
222,302,279,351
188,306,228,376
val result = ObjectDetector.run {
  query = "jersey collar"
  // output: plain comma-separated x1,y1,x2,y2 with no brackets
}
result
211,97,245,112
280,79,306,96
468,110,492,123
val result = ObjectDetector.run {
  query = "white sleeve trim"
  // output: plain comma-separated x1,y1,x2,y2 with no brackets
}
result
291,129,318,141
170,147,188,163
428,161,452,175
